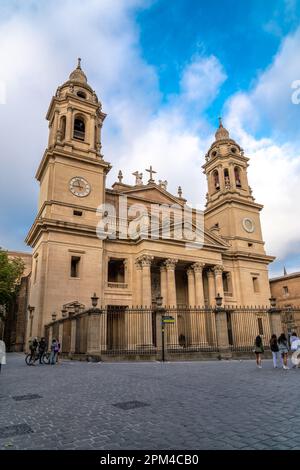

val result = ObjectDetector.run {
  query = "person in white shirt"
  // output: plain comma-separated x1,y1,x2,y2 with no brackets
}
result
0,340,6,374
290,332,300,368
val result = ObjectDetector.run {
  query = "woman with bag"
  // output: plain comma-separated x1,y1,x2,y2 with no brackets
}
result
270,334,280,369
278,333,289,370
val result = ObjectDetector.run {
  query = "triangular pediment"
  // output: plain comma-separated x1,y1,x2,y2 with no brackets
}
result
114,183,185,206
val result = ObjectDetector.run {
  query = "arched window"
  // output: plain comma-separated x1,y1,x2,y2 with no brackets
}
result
73,117,85,141
212,170,220,191
224,168,230,187
60,116,66,141
234,166,242,188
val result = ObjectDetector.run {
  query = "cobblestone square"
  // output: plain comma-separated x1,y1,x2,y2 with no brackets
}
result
1,353,300,450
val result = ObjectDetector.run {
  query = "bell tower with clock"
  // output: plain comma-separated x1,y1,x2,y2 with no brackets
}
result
26,59,111,337
203,119,274,305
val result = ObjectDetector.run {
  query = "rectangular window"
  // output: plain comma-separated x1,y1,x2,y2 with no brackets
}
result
108,259,125,283
283,286,289,295
73,210,83,217
257,318,264,336
222,272,229,293
252,276,259,293
70,256,80,278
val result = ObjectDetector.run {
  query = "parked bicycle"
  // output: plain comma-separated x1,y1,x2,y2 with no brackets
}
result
25,351,50,366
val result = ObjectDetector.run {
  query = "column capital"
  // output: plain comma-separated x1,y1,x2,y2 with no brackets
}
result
160,264,167,273
213,265,224,275
192,262,205,273
137,254,154,267
164,258,178,270
207,268,215,278
186,267,194,277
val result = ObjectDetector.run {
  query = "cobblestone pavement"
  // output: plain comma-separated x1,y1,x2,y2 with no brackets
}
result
1,353,300,450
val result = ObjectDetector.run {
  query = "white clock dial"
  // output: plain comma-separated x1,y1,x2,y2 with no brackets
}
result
69,177,91,198
242,217,255,233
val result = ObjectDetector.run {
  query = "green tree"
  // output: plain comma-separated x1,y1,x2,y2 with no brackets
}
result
0,248,25,307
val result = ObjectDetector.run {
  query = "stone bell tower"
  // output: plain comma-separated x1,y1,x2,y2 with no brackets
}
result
26,59,111,338
203,119,274,305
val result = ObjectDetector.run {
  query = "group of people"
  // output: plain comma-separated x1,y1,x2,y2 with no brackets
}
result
254,332,300,369
29,337,61,365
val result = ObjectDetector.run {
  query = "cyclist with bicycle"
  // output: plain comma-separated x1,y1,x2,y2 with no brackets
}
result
38,337,47,364
28,337,38,365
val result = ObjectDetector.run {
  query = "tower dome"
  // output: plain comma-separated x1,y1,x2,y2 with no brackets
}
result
69,58,87,84
215,117,230,141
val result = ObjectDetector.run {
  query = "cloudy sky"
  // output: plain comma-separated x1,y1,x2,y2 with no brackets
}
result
0,0,300,277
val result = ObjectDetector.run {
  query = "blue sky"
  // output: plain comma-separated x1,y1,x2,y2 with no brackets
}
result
0,0,300,277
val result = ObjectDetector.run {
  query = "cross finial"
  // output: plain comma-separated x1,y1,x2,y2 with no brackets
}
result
77,57,82,69
118,170,123,183
145,165,157,184
178,186,183,198
218,116,223,128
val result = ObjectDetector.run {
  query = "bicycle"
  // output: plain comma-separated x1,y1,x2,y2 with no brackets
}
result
25,351,50,366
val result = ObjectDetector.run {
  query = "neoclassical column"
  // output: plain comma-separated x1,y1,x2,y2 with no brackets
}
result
134,260,143,306
138,254,154,348
140,255,153,307
193,262,205,307
165,258,178,307
207,269,216,306
187,268,196,307
160,265,168,307
164,259,178,347
214,265,224,300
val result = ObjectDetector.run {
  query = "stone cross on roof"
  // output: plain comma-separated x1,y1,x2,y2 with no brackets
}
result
145,165,157,184
132,171,143,186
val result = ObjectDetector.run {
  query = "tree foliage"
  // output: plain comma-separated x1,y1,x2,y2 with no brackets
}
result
0,248,25,307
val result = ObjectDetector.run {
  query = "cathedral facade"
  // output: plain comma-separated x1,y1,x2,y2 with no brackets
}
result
25,60,275,347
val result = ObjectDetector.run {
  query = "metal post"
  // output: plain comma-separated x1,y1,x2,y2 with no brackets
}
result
162,315,165,362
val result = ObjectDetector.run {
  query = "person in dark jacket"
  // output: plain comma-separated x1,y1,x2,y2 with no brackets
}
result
270,334,281,368
254,335,264,368
38,337,47,364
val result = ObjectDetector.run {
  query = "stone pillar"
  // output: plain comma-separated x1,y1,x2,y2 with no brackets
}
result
66,106,73,142
89,114,96,150
193,262,205,306
269,310,282,337
215,309,231,358
187,268,195,307
160,265,168,307
70,318,76,354
214,265,224,300
165,259,179,347
87,311,101,356
135,261,143,306
207,269,216,306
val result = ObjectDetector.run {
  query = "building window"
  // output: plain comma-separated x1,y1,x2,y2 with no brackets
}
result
60,116,66,141
257,318,264,336
212,170,220,191
77,90,86,99
73,117,85,141
234,166,242,188
108,259,125,283
224,168,230,187
252,276,259,293
70,256,81,278
283,286,289,295
73,210,83,217
222,272,229,293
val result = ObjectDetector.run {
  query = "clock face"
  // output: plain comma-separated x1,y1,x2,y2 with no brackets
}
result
69,177,91,197
242,217,255,233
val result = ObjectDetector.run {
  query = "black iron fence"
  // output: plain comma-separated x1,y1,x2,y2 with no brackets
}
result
44,303,299,360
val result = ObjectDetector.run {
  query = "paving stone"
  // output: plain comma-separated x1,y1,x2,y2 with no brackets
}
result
1,353,300,450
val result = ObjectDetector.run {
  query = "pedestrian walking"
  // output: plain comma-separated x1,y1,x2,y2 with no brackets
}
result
38,337,47,364
270,334,281,368
28,337,38,365
55,340,61,364
278,333,289,369
0,340,6,374
50,339,58,365
254,335,264,368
